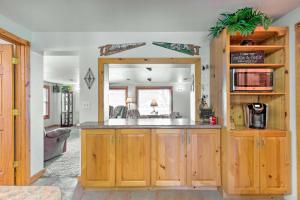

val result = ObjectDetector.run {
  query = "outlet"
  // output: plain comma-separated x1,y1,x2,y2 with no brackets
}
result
82,101,90,109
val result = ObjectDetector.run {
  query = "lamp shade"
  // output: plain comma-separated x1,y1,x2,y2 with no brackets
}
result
126,97,134,104
150,99,158,107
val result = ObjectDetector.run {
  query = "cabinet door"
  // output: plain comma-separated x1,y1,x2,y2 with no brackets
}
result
151,129,186,186
81,129,115,187
259,131,290,194
187,129,220,187
116,129,150,187
227,131,260,194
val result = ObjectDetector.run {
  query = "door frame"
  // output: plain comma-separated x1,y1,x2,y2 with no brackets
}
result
98,57,201,122
296,22,300,200
0,28,30,185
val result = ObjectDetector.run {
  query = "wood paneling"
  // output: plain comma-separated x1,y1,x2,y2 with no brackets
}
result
116,129,150,187
187,129,220,187
98,58,201,122
0,44,14,185
81,129,115,187
260,131,290,194
151,129,186,186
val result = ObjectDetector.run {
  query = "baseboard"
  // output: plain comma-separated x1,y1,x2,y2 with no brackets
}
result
30,169,45,184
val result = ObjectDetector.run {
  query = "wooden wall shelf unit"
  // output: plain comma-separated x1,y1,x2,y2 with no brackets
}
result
210,27,291,196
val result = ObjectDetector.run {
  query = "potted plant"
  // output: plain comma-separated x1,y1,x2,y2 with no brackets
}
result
209,7,273,38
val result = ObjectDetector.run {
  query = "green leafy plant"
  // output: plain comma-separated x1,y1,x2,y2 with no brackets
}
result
61,85,73,93
209,7,272,38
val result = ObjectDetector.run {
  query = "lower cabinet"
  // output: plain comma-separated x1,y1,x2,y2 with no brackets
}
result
81,128,221,188
187,129,221,187
116,129,150,187
81,129,116,187
223,130,290,195
151,129,186,186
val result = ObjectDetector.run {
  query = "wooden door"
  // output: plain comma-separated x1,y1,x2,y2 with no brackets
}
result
259,131,290,194
81,129,115,187
116,129,150,187
187,129,220,186
227,131,260,194
0,45,14,185
151,129,186,186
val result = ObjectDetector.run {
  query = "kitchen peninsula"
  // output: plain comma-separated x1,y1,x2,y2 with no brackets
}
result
79,119,221,188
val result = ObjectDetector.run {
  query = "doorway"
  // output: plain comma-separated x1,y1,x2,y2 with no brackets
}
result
0,29,30,185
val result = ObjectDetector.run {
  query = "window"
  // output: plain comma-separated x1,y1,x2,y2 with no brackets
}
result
137,87,172,115
43,85,50,119
109,86,128,107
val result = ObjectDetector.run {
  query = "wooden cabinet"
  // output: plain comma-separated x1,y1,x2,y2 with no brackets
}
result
116,129,150,187
81,129,116,187
226,131,260,194
187,129,221,187
223,130,290,195
151,129,186,186
259,131,290,194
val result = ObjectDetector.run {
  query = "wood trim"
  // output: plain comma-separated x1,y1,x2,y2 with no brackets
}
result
30,169,45,184
0,29,31,185
136,86,173,114
296,23,300,200
0,28,30,46
43,85,50,119
98,58,201,122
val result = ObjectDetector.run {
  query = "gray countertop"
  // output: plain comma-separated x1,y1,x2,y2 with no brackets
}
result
79,119,222,129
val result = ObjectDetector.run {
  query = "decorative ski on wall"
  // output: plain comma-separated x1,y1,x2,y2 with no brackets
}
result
99,42,146,56
152,42,200,56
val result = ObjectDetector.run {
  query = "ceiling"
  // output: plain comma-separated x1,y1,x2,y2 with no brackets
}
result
44,54,79,85
0,0,299,32
109,64,192,84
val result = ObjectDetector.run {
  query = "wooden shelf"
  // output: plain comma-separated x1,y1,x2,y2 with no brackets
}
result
230,127,287,132
230,92,285,96
230,45,284,54
229,63,284,69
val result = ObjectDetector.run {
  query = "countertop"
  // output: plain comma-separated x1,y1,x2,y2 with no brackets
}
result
79,119,222,129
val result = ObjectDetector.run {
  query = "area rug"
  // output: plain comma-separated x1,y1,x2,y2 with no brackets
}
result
43,128,80,177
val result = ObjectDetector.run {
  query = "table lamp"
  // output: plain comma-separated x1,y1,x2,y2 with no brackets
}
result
150,99,158,114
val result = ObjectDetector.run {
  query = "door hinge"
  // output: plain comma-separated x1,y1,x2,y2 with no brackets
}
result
12,57,18,65
13,161,19,168
12,109,20,116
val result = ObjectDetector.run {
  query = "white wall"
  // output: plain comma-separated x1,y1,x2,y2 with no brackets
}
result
31,32,211,123
0,14,31,41
274,6,300,200
30,51,44,176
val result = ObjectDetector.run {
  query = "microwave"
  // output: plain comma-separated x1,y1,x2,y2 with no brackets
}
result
230,68,273,92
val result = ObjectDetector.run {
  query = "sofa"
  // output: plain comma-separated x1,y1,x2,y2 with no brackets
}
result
44,128,71,161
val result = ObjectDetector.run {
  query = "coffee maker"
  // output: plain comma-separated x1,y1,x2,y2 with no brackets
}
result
243,103,268,129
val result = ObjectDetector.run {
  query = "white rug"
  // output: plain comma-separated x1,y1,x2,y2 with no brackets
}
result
44,128,80,177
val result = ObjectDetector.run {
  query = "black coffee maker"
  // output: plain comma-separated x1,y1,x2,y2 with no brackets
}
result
244,103,268,129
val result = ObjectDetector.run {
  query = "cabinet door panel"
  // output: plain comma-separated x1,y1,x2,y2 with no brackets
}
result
260,131,290,194
81,129,115,187
116,129,150,187
187,129,220,186
151,129,186,186
227,132,260,194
